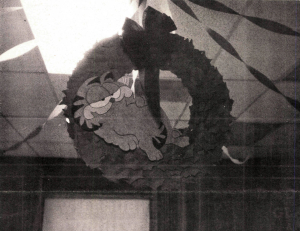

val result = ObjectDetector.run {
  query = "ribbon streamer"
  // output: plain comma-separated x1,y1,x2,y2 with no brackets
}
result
206,28,300,112
188,0,300,36
222,146,251,165
1,102,66,155
169,0,299,112
0,125,43,154
169,0,199,21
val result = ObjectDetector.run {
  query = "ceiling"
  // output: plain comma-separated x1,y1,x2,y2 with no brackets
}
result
0,0,299,162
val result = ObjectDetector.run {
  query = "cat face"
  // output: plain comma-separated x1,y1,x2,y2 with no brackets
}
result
72,72,133,130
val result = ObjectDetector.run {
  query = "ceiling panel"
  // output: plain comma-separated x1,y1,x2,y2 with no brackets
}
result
227,22,299,81
0,118,72,144
238,82,300,123
0,46,46,73
226,80,268,118
0,117,25,142
169,0,250,59
0,0,22,7
0,72,57,117
0,8,33,54
0,117,77,157
47,74,70,100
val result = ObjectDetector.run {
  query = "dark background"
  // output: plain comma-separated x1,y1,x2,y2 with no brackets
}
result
0,156,299,230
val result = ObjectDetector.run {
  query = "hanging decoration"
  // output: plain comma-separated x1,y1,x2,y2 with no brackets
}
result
170,0,300,112
71,72,186,161
62,7,234,190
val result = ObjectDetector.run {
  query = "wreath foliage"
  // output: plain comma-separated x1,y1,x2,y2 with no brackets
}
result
62,7,234,190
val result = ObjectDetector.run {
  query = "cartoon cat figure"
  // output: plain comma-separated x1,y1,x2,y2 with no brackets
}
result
72,71,185,161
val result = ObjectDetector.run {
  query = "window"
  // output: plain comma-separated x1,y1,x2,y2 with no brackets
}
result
43,198,150,231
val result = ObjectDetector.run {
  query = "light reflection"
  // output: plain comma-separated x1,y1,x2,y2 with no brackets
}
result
21,0,135,74
0,40,37,62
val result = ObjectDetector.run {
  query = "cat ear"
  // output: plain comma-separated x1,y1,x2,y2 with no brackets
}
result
87,76,101,85
100,72,114,84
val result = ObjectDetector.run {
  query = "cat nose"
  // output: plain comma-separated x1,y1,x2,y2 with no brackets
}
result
110,98,115,103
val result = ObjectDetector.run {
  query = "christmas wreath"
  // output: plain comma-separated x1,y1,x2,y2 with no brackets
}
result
62,7,234,190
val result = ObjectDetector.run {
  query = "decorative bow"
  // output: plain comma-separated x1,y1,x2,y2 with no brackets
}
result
121,7,178,122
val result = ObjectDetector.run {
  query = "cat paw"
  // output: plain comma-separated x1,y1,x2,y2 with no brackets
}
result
118,135,139,151
147,150,163,161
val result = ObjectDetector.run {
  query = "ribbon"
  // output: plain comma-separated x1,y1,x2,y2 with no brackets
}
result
171,0,300,36
121,7,178,122
206,28,300,112
1,102,66,155
121,7,177,69
169,1,300,112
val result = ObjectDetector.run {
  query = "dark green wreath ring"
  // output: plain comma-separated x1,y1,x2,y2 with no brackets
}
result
62,7,234,190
